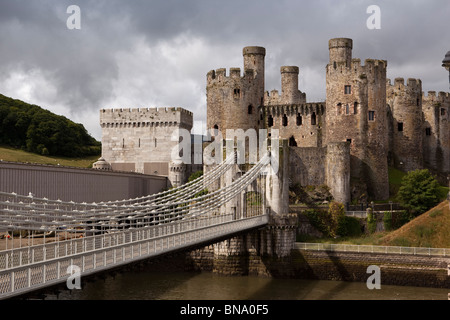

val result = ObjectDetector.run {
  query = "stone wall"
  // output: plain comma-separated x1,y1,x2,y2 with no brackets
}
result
289,146,327,186
100,107,193,177
262,103,325,148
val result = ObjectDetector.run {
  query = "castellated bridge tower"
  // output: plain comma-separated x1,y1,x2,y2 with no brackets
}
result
206,46,266,139
325,38,389,201
386,78,424,172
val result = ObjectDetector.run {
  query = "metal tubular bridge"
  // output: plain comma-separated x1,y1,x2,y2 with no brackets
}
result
0,152,271,299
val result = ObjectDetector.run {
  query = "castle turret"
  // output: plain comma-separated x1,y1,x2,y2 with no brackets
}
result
329,38,353,68
326,38,389,201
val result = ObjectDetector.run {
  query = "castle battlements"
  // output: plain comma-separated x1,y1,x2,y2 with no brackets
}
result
100,106,193,129
387,77,422,91
207,68,256,85
422,90,450,104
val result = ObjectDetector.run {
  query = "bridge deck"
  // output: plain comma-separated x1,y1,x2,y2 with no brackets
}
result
0,213,268,299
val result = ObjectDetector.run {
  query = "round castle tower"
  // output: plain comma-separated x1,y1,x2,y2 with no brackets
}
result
386,78,423,172
326,38,389,201
206,46,266,139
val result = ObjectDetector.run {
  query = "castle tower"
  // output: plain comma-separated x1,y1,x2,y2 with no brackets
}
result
168,160,187,188
99,107,193,178
325,38,389,201
326,142,351,204
386,78,423,172
264,66,307,106
328,38,353,68
422,91,450,177
206,46,266,140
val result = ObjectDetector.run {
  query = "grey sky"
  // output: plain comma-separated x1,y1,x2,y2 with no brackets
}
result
0,0,449,140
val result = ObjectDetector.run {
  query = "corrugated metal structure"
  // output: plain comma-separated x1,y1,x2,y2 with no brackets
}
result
0,161,167,203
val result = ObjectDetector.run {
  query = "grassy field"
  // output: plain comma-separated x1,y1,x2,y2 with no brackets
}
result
0,145,99,168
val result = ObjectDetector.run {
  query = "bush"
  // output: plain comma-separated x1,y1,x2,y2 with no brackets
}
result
367,210,377,234
304,201,345,238
337,216,362,237
397,169,440,217
383,211,392,231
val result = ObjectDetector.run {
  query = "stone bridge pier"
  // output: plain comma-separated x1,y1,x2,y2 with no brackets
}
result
188,140,298,276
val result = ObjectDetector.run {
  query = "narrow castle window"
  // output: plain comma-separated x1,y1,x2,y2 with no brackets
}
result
154,138,157,148
345,104,350,115
368,111,375,121
417,98,420,106
296,114,302,126
354,102,358,114
248,105,253,115
425,128,431,136
122,138,125,148
397,122,403,132
344,85,351,94
234,88,240,99
333,61,337,69
282,114,288,127
311,112,317,125
138,138,141,148
268,115,274,127
441,108,446,116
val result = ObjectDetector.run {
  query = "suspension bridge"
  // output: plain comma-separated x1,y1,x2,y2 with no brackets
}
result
0,151,274,299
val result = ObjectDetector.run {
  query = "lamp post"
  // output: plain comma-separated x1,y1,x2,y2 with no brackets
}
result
443,51,450,90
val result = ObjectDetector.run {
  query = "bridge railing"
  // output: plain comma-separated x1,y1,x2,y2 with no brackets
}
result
0,214,269,298
295,242,450,257
0,213,234,270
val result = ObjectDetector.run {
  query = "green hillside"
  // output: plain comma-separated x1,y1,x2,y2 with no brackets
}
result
0,145,98,168
0,93,100,157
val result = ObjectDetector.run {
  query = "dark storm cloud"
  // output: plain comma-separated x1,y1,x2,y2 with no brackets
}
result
0,0,449,139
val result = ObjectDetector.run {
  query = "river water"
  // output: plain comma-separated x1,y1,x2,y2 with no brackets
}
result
44,270,448,301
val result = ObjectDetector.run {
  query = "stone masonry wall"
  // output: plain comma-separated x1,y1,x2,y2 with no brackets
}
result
100,107,193,176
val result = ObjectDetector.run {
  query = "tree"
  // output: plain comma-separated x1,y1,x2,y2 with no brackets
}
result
397,169,440,217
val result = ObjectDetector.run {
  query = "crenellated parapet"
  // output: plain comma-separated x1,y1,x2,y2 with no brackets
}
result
100,107,193,130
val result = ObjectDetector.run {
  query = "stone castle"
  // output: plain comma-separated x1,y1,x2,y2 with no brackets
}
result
97,38,449,203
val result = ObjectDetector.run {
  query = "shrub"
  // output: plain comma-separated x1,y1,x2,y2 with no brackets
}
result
304,201,346,238
367,210,377,234
397,169,440,217
337,216,362,237
382,211,392,231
